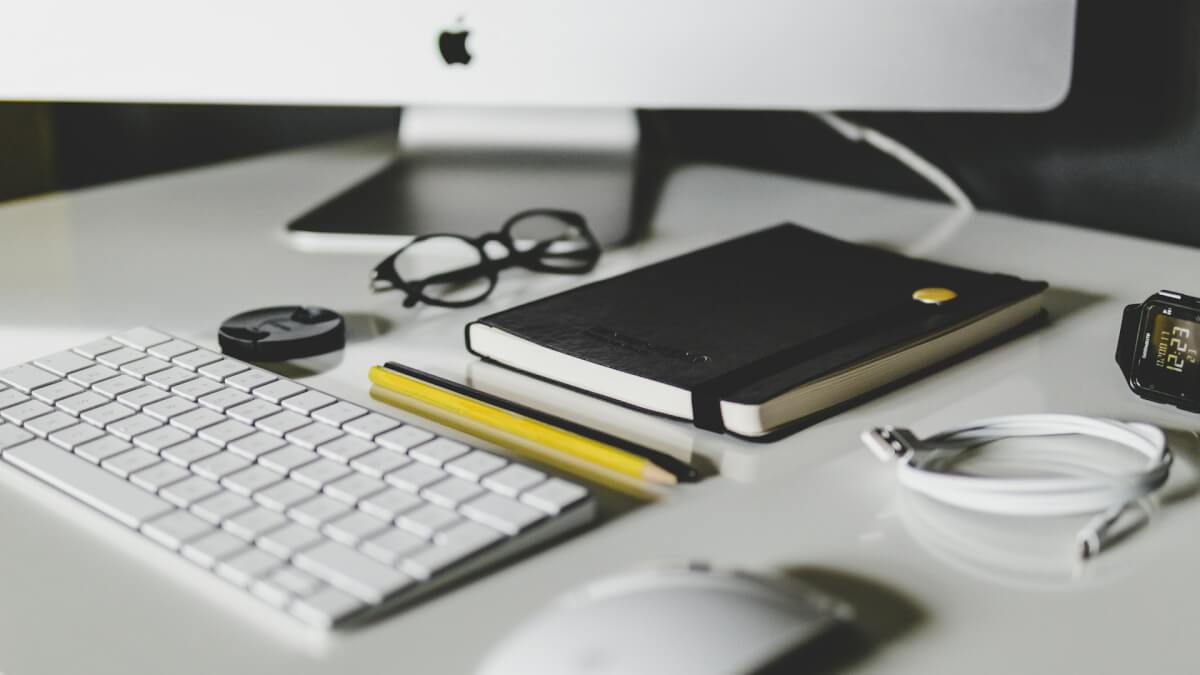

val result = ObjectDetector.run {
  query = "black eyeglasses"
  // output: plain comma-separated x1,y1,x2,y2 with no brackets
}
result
370,208,601,308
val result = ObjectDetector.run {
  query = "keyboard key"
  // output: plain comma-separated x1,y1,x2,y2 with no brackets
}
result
100,448,160,478
519,477,589,515
343,413,400,440
143,506,212,550
199,359,249,381
182,529,247,568
376,425,435,452
132,425,190,453
289,586,363,629
323,511,388,546
161,438,221,467
445,450,508,482
421,476,485,509
285,422,343,449
0,423,34,449
311,401,367,427
227,399,282,425
258,522,323,558
170,408,226,433
0,363,60,393
81,401,136,427
117,385,171,409
350,448,411,478
291,458,351,489
173,348,223,372
4,440,172,529
255,410,311,436
0,389,30,410
146,366,197,390
161,475,222,508
397,503,461,539
324,472,386,505
227,431,287,459
48,423,106,450
258,445,318,474
461,492,546,535
295,540,412,604
384,461,447,493
287,494,351,528
170,377,223,401
32,380,85,404
281,390,336,415
191,490,254,523
254,479,317,511
225,368,277,393
221,465,281,496
191,452,251,481
96,347,146,369
25,411,78,438
147,339,197,360
72,338,122,359
2,399,54,425
34,351,94,377
143,395,198,421
198,387,253,413
223,506,287,541
130,461,190,492
107,413,162,441
362,528,427,565
92,374,144,399
250,576,295,609
266,566,321,597
359,487,423,521
56,391,109,416
113,326,171,351
216,547,283,587
481,464,547,497
400,523,501,581
75,436,132,464
121,357,172,379
409,438,471,467
252,380,306,404
317,435,376,464
199,419,256,447
68,364,120,387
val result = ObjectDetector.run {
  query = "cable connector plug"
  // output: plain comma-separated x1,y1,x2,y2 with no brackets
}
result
862,426,922,462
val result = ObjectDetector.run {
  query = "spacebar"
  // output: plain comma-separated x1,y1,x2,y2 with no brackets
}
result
2,440,174,528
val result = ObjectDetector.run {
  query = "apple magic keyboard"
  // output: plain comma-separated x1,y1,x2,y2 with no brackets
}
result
0,327,594,629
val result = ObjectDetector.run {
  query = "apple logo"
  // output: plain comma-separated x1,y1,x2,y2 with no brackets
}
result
438,22,471,66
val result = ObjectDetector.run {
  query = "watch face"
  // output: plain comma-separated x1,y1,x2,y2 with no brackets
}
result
1131,302,1200,402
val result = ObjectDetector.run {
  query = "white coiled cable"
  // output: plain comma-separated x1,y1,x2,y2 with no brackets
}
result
863,415,1173,559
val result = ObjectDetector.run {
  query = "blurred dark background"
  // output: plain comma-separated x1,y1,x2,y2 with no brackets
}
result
2,3,1198,246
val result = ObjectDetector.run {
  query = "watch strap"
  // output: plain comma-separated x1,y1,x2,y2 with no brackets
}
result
1115,303,1141,379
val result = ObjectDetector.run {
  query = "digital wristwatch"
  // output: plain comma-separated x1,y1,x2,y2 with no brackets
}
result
1117,290,1200,412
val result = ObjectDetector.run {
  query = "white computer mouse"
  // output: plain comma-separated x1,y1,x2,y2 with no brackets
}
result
475,562,853,675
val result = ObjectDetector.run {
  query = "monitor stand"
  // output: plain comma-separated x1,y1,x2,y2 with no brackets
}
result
285,106,654,252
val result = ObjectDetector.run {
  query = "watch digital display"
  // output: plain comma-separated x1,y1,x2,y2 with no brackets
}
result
1132,303,1200,400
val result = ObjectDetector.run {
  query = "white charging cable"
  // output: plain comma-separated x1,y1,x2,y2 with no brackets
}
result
808,111,975,211
863,414,1173,559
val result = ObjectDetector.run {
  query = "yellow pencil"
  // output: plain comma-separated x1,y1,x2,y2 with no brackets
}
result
368,365,678,485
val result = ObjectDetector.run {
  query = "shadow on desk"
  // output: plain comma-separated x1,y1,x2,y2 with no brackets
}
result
764,566,926,675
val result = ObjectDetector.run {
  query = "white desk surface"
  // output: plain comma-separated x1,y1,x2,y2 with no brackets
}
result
3,136,1200,675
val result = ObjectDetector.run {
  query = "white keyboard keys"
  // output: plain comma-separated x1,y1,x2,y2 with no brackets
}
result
143,510,213,550
291,458,351,489
519,477,589,515
255,480,318,511
311,401,367,427
96,347,146,369
107,413,163,441
0,389,30,410
171,408,226,434
481,464,547,497
147,340,197,360
226,368,277,392
324,472,386,505
56,391,109,416
192,452,251,481
350,448,411,478
216,548,283,587
82,401,136,427
132,425,190,453
221,465,281,496
285,422,343,449
32,380,84,404
131,461,190,492
288,494,351,528
72,338,122,359
317,435,376,464
68,364,120,387
281,390,336,415
144,395,199,421
227,431,287,459
376,425,434,452
161,438,221,467
343,413,400,440
75,436,133,463
401,525,501,581
290,586,363,629
323,510,389,546
445,450,508,482
461,492,546,535
0,363,60,393
295,540,413,604
171,377,223,401
227,399,282,424
397,503,461,539
34,351,94,377
199,359,249,381
198,387,253,412
362,528,427,565
191,490,254,523
421,476,485,509
252,380,306,404
359,487,423,521
3,440,172,528
385,462,447,493
267,566,321,597
258,445,318,474
26,411,78,438
92,374,144,399
101,449,160,478
113,326,171,351
0,423,34,449
172,349,223,372
255,410,311,436
199,419,256,447
153,368,202,390
182,529,247,568
117,385,171,410
2,399,53,425
409,438,471,467
223,506,288,541
121,357,172,379
161,475,222,508
258,522,323,558
48,423,106,450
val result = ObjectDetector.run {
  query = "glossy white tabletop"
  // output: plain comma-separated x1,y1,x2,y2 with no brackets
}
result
2,136,1199,674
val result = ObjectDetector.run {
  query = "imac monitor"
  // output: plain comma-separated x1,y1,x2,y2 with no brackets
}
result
1,1,1077,247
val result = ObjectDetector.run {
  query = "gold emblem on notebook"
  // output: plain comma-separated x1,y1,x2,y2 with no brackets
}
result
912,287,957,305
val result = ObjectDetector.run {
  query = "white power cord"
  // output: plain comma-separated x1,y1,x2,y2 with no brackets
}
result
863,414,1173,559
808,111,975,211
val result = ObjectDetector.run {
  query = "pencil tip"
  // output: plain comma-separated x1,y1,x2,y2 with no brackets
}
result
644,464,679,485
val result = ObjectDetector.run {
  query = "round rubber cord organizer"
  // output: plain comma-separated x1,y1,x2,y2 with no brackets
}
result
862,414,1173,559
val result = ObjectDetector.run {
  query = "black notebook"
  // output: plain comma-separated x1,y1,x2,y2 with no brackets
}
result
465,224,1047,439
